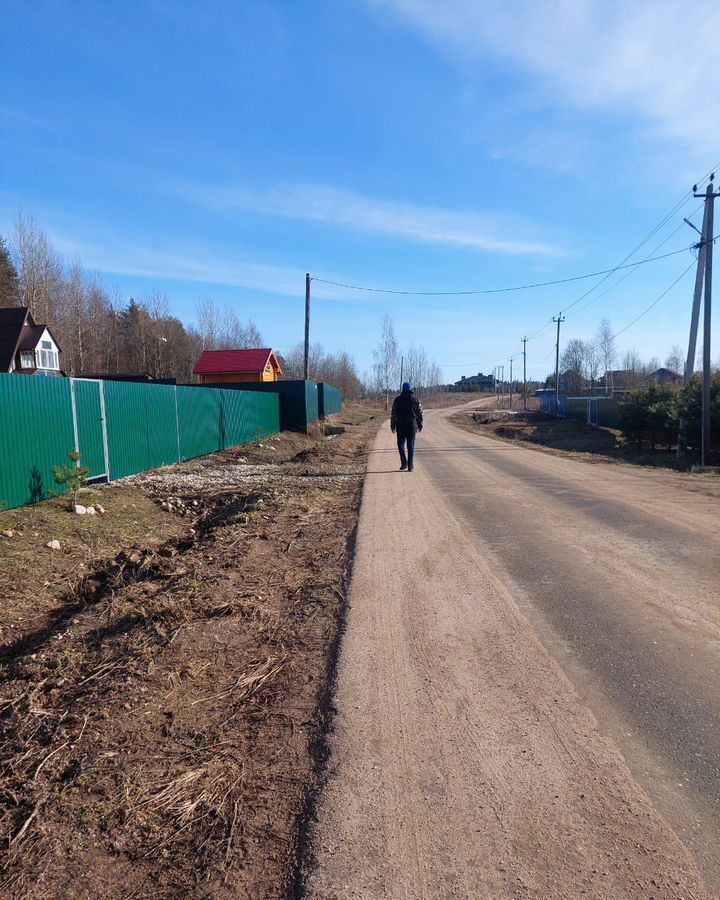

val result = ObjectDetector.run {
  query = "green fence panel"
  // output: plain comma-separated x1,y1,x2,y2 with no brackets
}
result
102,381,152,479
176,386,222,460
221,389,279,448
202,381,310,431
318,383,343,417
72,379,107,478
596,399,621,429
305,380,319,425
146,383,180,469
0,373,75,510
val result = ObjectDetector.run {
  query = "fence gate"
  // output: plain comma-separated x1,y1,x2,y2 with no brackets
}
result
71,379,109,480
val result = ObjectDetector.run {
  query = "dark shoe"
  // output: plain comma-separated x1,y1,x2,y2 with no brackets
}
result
407,465,414,472
400,462,407,471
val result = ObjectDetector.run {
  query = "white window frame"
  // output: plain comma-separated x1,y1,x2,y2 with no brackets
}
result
20,350,36,368
39,339,59,370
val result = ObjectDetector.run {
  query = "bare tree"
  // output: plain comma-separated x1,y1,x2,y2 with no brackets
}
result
372,315,400,409
665,345,684,373
595,318,617,395
621,347,644,389
196,298,220,350
560,338,586,395
13,213,64,323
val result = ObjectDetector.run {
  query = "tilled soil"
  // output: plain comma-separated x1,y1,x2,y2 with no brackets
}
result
0,406,380,899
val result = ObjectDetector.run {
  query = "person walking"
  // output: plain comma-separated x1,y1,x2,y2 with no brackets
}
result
390,382,423,471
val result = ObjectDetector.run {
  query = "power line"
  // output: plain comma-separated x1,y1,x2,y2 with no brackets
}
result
312,245,692,297
609,259,696,341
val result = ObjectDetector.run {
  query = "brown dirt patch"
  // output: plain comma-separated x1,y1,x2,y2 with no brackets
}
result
450,408,719,472
0,403,381,899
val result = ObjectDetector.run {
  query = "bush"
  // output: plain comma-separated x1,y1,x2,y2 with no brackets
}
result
619,384,680,451
678,373,720,451
620,373,720,454
51,449,90,510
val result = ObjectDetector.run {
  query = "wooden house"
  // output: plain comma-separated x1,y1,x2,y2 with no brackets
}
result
0,307,63,376
193,348,283,385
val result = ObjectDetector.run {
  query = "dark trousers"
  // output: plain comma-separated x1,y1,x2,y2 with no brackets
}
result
397,431,416,468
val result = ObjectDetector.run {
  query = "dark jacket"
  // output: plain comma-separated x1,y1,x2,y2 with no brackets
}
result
391,390,423,436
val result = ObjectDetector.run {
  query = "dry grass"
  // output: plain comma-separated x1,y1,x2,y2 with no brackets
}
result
0,402,383,899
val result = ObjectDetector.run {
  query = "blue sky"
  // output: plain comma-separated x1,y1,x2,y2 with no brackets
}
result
1,0,719,380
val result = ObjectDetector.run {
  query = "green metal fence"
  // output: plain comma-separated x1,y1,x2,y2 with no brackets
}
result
0,374,280,510
0,376,75,510
201,380,322,432
565,397,621,429
318,383,343,417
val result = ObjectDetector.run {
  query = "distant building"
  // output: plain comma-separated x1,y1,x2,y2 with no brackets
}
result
454,372,495,392
648,367,683,385
193,348,283,385
0,307,63,376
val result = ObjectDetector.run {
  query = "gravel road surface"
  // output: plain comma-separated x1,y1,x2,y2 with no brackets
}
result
303,402,719,899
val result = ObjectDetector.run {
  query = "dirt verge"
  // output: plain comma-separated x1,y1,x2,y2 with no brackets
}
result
0,403,381,899
450,406,719,472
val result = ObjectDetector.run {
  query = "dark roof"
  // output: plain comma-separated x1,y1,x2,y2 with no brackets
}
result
17,324,46,351
0,306,31,372
193,348,281,376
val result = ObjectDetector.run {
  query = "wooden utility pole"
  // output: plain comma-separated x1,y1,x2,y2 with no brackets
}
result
693,178,719,467
509,357,514,409
677,199,709,457
304,273,311,381
553,314,565,416
522,336,528,410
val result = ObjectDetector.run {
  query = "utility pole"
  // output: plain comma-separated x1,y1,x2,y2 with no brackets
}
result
304,273,311,381
694,178,718,467
677,196,710,458
522,337,528,410
500,365,505,408
509,357,514,409
553,314,565,416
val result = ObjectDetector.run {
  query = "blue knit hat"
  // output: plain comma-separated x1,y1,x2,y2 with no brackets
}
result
402,381,413,392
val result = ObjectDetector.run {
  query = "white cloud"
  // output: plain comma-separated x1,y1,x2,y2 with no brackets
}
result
24,229,363,303
176,182,563,256
370,0,720,151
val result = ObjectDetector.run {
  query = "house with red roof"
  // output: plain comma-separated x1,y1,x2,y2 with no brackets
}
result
193,348,283,385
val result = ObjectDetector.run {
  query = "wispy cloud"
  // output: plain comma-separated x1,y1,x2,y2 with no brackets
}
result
21,228,357,302
175,182,563,257
370,0,720,152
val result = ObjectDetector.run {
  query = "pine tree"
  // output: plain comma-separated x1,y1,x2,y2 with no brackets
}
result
0,236,20,307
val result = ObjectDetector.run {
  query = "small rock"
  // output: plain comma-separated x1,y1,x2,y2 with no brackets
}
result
74,504,87,515
96,504,105,514
47,539,61,551
86,507,96,515
1,529,14,538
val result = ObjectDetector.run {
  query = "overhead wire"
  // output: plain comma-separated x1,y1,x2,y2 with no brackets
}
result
312,245,692,297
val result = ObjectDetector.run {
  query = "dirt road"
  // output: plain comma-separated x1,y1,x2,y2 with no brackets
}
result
302,402,720,899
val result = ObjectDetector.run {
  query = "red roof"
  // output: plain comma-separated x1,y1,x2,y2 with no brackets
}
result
193,348,281,375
